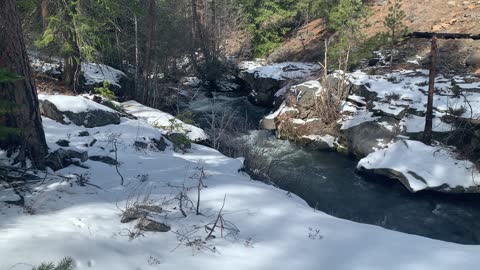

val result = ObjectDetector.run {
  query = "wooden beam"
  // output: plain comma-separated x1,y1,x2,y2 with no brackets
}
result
423,36,437,145
407,32,480,40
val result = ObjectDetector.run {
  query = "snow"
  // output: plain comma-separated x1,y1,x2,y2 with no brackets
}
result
182,77,202,87
38,94,117,113
401,115,453,133
349,70,480,119
2,103,480,269
302,135,336,147
82,63,126,87
241,62,320,81
340,109,379,130
264,103,297,120
121,100,208,142
358,140,480,192
372,101,406,117
28,55,125,88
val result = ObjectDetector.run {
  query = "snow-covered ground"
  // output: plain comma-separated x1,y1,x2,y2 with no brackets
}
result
2,99,480,269
122,100,209,142
345,70,480,130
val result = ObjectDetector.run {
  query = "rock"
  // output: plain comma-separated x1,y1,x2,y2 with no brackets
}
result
351,83,378,104
89,139,97,147
136,218,170,232
292,80,322,110
340,120,398,158
168,133,191,153
297,135,336,151
55,139,70,147
78,131,90,137
46,148,88,171
466,52,480,67
368,58,381,66
239,62,320,107
39,99,121,128
133,141,149,150
120,205,163,224
239,71,281,106
357,140,480,193
151,137,167,151
89,155,118,166
260,117,276,130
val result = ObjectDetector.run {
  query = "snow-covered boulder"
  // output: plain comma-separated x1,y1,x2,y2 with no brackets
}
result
29,54,127,91
340,118,399,158
39,94,121,128
357,140,480,193
239,61,320,106
45,148,89,171
121,100,208,142
82,63,126,88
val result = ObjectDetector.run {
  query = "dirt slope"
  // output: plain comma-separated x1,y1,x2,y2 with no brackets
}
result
268,0,480,72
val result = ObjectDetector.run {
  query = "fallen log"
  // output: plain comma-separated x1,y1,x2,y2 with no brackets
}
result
406,32,480,40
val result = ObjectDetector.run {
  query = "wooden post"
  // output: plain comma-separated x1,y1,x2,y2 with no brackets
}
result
423,35,437,145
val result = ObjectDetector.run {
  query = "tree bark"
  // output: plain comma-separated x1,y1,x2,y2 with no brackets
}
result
142,0,156,104
41,0,49,30
0,0,48,167
62,1,81,91
423,36,437,145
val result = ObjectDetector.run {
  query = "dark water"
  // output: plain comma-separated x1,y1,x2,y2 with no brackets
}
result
188,92,480,245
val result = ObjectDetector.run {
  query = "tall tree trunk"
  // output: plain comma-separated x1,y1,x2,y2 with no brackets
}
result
62,1,81,91
134,14,139,100
190,0,200,74
0,0,48,167
142,0,156,104
423,36,437,145
41,0,48,30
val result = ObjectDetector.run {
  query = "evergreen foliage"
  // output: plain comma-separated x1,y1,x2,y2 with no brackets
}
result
326,0,368,70
384,0,408,64
0,68,23,83
0,68,23,139
95,81,116,100
236,0,326,56
32,257,74,270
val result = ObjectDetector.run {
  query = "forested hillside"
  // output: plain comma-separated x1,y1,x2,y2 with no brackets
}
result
2,0,480,269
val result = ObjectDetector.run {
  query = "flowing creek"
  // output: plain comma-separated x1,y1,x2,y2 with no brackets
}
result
185,91,480,245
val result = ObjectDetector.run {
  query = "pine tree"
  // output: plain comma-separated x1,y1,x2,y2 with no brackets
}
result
32,257,74,270
34,0,133,91
327,0,368,71
384,0,408,66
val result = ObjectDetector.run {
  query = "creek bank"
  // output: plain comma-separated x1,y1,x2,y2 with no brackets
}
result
237,61,480,194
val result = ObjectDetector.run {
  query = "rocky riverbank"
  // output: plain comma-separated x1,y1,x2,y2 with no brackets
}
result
238,60,480,194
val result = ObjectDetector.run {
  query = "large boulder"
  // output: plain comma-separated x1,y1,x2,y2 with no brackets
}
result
357,140,480,193
238,62,320,107
46,148,89,171
340,118,399,158
466,52,480,68
39,95,121,128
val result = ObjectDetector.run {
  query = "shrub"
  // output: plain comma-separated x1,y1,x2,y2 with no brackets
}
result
448,106,467,117
94,81,116,100
385,92,400,102
32,257,74,270
449,80,462,97
176,111,194,125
